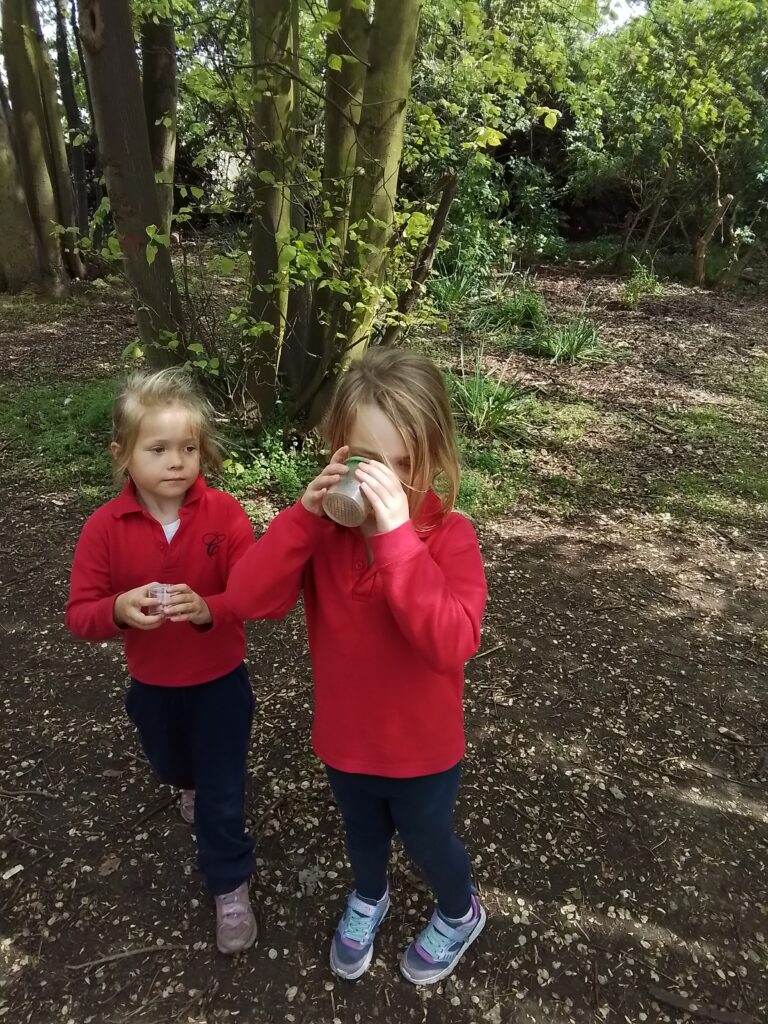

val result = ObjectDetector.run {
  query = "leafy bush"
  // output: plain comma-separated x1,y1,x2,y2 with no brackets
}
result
516,317,604,363
467,287,547,334
221,418,321,502
622,259,662,309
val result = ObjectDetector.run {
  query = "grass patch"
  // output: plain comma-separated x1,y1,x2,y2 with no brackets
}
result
447,354,531,441
428,261,481,313
0,378,116,493
457,439,534,519
622,260,663,310
514,317,605,364
467,288,547,334
655,458,768,527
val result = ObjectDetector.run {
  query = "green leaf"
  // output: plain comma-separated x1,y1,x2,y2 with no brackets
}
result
190,186,204,200
328,53,343,72
146,224,158,240
146,244,157,266
544,111,558,130
187,342,205,354
350,0,368,9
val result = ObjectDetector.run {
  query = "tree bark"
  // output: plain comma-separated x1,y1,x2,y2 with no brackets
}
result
640,155,677,253
246,0,298,420
341,0,423,358
76,0,185,360
380,170,458,345
141,14,177,238
26,0,85,279
693,194,733,288
2,0,68,294
54,0,88,234
324,0,370,251
0,97,40,291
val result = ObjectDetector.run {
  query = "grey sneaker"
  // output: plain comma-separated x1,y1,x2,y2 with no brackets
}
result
329,889,390,981
179,789,195,825
214,882,257,955
400,891,486,985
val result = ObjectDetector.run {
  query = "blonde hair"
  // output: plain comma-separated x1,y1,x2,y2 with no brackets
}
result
111,368,222,483
324,348,460,524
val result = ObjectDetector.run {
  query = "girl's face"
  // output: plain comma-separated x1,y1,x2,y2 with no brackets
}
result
114,403,201,503
347,403,412,486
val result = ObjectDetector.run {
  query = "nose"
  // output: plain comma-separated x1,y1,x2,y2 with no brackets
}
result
167,449,184,468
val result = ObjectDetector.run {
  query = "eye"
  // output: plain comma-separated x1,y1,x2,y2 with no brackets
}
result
152,446,165,454
185,445,198,454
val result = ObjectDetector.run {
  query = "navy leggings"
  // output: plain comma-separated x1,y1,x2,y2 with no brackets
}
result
125,664,254,895
325,762,473,919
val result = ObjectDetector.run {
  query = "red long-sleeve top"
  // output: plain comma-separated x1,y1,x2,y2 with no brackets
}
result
227,494,487,777
65,476,254,686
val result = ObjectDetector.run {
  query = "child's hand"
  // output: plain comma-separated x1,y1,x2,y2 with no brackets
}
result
114,585,165,630
301,446,350,517
164,584,212,625
356,460,410,534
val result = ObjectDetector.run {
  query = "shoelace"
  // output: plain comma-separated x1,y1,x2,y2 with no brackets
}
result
219,891,247,919
419,920,459,961
343,908,374,944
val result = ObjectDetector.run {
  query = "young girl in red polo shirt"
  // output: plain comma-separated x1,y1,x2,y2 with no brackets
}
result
227,349,488,985
66,369,257,955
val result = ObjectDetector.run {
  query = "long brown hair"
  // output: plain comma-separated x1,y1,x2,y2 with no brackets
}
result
324,348,460,523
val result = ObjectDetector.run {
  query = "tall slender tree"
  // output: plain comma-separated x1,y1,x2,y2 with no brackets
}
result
141,12,177,237
76,0,184,360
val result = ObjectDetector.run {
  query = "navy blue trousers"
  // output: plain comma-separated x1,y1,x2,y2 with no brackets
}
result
125,664,254,895
325,762,472,919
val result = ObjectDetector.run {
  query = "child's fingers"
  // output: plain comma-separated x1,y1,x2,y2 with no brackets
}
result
330,445,350,464
359,480,385,511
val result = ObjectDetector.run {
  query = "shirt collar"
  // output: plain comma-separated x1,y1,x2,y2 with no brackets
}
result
111,474,208,518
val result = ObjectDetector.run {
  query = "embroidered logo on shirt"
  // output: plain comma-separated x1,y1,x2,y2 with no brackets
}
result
203,533,226,556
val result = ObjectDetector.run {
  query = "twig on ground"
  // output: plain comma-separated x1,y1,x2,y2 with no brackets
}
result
131,794,177,829
66,944,185,971
0,788,56,800
472,643,506,661
647,984,754,1024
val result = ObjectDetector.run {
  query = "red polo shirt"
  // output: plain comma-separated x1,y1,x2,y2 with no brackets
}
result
66,476,254,686
226,495,487,777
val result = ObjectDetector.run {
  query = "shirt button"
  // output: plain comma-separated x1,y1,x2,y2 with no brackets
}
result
355,560,364,570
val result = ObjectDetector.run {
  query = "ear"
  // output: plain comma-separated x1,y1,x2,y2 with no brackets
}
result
110,441,121,462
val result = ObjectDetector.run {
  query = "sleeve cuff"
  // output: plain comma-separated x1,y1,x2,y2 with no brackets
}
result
200,592,228,631
369,520,423,568
93,595,123,637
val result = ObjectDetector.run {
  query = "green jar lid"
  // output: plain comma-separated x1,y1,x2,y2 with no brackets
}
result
345,456,366,466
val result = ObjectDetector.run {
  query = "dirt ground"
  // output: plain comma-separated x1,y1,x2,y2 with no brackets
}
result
1,270,767,1024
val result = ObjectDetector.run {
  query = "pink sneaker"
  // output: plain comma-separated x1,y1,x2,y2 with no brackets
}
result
214,882,257,955
179,789,195,825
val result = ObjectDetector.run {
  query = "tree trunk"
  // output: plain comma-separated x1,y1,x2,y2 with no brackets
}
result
26,0,85,279
76,0,185,359
324,0,370,251
692,194,733,288
246,0,298,420
380,170,458,346
141,15,177,238
54,0,88,234
341,0,423,358
2,0,68,294
640,155,677,253
0,97,40,291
